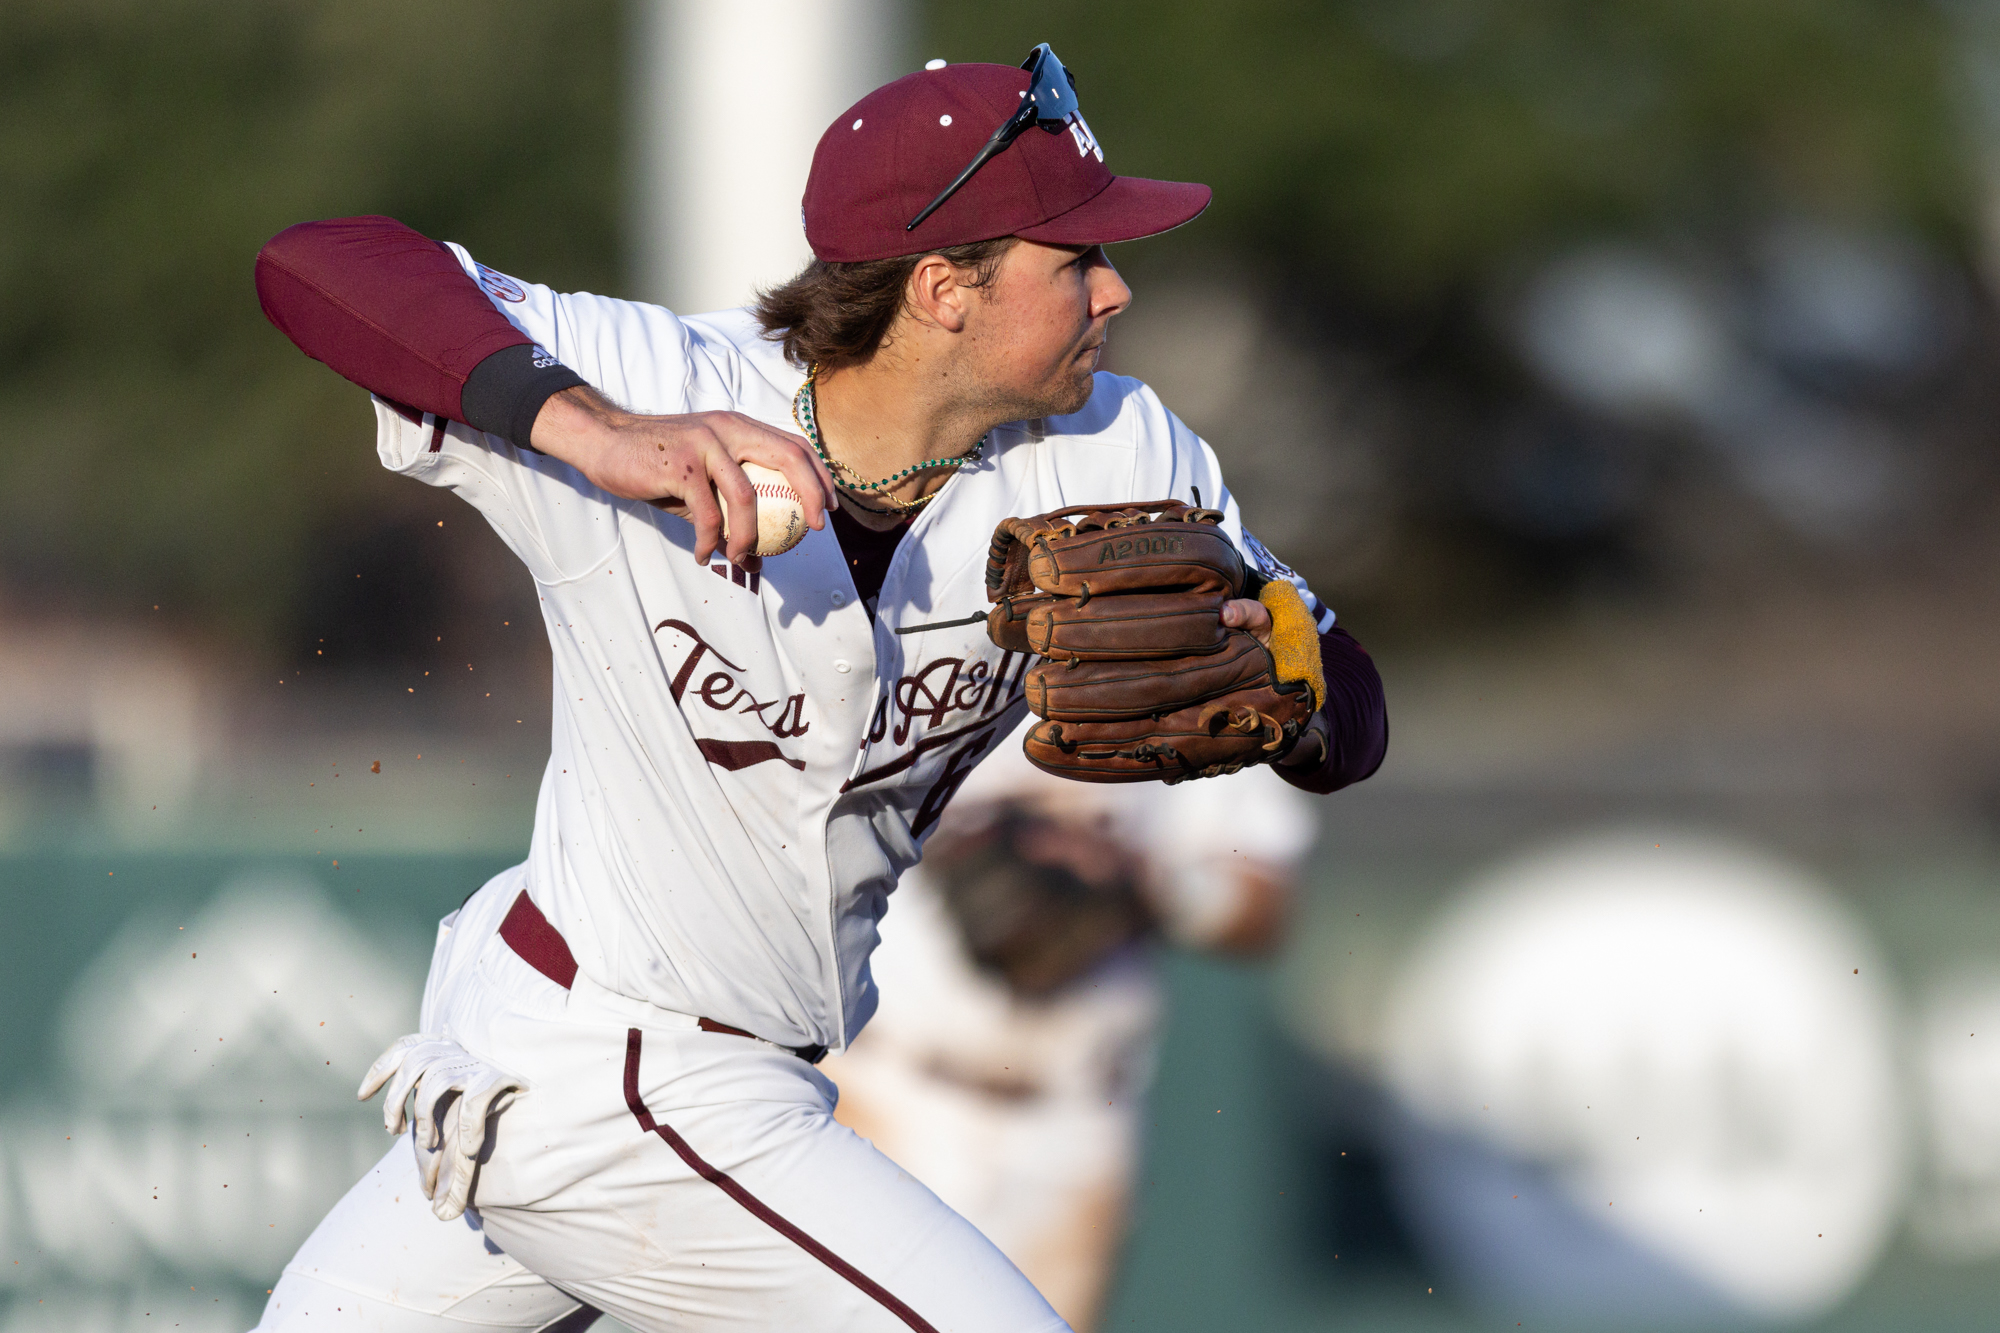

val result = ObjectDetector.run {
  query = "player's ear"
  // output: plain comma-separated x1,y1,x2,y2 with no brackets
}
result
906,254,969,334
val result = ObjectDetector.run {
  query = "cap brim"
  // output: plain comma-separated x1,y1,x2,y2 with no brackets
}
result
1014,176,1212,247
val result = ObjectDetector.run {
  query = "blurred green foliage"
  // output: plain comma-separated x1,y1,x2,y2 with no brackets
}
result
931,1,1976,306
0,0,620,640
0,0,1980,648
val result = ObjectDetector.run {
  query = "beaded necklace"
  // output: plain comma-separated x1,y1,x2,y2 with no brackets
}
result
792,363,985,513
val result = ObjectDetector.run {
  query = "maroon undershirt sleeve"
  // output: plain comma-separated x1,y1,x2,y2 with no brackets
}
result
254,215,544,428
1277,625,1388,796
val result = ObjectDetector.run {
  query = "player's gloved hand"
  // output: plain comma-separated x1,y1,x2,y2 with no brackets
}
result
1218,598,1332,772
528,384,837,567
985,501,1324,783
358,1033,528,1221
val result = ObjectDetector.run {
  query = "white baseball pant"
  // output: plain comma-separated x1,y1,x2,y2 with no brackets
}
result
253,878,1067,1333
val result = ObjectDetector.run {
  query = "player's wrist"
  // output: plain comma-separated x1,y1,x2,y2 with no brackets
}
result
464,342,588,449
528,385,627,474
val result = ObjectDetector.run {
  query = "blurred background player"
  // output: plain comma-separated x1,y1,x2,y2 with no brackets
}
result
825,737,1313,1330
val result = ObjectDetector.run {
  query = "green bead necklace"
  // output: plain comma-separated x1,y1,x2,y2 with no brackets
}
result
792,363,985,513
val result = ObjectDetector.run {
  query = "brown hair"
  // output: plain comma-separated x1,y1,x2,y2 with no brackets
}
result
752,238,1017,371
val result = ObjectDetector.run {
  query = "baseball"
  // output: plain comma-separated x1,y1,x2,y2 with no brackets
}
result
723,462,808,556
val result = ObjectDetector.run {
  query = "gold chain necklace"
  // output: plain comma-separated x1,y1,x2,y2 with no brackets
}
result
792,364,986,514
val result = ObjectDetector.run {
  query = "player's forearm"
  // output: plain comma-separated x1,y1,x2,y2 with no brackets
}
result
1274,625,1387,795
255,215,578,439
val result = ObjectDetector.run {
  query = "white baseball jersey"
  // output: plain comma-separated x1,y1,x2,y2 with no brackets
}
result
375,246,1337,1054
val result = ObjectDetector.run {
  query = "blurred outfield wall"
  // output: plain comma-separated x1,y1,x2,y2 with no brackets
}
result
13,818,2000,1333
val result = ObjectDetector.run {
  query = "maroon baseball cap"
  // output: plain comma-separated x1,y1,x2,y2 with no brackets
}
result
803,60,1212,263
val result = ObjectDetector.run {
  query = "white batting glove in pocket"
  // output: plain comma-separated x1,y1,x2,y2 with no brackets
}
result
358,1033,528,1221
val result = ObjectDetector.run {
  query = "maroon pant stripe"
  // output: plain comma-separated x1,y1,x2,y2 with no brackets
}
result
620,1028,938,1333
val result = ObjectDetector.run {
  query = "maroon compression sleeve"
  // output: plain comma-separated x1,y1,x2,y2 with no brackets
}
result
1277,625,1387,796
254,215,532,423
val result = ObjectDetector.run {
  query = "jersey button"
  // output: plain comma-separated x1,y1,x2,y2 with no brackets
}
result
833,660,853,673
830,590,848,607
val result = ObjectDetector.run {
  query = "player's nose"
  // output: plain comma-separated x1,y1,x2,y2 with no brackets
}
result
1088,249,1132,320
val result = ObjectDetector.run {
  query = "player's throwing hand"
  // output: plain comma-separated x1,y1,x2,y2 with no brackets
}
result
358,1033,529,1221
531,385,837,566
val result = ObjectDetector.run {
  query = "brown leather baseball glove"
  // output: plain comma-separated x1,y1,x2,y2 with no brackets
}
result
985,501,1325,783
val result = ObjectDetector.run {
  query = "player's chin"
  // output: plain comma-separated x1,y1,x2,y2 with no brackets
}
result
1045,365,1100,417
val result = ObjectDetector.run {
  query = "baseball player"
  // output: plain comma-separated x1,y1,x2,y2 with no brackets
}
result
824,738,1314,1331
250,45,1385,1333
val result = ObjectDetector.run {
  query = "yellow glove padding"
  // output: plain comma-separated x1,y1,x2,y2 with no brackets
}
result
1257,579,1325,713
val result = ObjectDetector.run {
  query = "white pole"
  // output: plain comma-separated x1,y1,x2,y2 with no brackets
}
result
631,0,909,314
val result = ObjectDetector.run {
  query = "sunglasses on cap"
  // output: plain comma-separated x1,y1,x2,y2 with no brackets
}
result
907,43,1087,232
